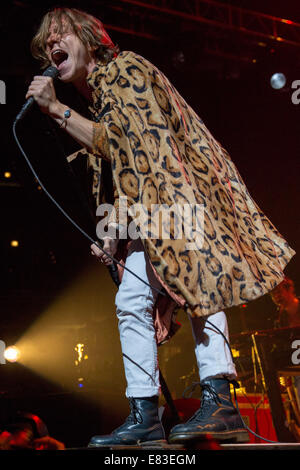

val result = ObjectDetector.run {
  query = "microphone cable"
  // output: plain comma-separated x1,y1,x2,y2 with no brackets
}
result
205,318,279,444
12,118,164,296
13,114,279,446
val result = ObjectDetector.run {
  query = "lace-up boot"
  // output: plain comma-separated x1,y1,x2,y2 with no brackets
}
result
88,396,166,447
168,378,249,444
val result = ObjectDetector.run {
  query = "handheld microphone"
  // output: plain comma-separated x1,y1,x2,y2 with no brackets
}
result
94,240,120,288
15,66,60,123
108,260,121,287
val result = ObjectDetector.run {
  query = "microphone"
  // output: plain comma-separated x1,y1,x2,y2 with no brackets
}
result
108,261,120,287
95,240,120,287
15,66,60,123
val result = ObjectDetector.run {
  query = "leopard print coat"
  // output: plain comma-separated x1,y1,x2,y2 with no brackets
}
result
85,50,295,329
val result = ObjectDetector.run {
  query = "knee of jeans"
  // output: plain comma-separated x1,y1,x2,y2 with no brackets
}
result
115,286,155,320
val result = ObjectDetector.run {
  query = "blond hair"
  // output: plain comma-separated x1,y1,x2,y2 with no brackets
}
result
31,7,119,68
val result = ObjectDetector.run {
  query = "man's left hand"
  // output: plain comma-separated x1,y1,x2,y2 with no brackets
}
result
90,238,119,266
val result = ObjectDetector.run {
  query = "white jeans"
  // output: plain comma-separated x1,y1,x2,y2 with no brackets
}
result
115,238,237,398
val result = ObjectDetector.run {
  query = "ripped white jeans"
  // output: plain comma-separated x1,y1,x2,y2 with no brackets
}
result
115,238,237,398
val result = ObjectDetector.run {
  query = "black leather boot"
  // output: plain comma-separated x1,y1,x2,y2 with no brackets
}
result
88,396,166,447
168,378,249,444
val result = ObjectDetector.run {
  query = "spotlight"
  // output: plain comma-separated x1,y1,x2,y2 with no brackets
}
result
10,240,19,248
4,346,20,363
270,72,287,90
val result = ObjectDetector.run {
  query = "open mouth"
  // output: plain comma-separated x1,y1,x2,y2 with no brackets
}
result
51,49,69,69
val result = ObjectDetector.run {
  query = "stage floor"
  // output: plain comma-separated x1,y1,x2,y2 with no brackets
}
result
66,442,300,451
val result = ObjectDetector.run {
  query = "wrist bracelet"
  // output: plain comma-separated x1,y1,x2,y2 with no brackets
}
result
60,109,71,128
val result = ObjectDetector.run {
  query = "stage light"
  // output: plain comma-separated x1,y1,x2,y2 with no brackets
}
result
282,19,293,25
4,172,11,178
74,343,88,366
78,377,84,388
231,348,240,358
10,262,124,401
10,240,19,248
270,73,287,90
4,346,20,363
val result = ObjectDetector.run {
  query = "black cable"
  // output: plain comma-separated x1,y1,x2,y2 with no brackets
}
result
205,318,279,444
13,118,278,444
12,119,165,297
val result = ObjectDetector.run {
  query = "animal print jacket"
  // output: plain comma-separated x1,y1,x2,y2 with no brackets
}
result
81,50,295,342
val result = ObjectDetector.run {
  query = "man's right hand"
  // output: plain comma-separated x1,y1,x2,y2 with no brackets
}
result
25,75,59,116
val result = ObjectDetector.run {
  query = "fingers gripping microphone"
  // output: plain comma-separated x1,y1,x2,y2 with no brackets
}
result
15,66,60,123
94,239,120,288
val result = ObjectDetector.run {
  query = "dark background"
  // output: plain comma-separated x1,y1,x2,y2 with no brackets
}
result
0,0,299,447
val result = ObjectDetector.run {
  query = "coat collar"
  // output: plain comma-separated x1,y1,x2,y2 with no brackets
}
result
86,60,108,115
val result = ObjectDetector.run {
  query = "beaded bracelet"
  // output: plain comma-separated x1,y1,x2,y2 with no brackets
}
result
60,109,71,128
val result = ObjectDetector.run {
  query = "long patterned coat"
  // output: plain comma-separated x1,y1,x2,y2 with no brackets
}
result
81,51,295,342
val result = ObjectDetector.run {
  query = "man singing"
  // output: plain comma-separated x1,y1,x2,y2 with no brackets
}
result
26,7,295,447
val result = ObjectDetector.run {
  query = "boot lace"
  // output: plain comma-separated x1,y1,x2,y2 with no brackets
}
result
182,382,221,423
126,398,143,425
